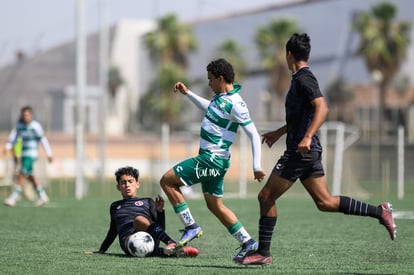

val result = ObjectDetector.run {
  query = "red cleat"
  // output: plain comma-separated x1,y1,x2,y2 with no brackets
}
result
177,246,199,257
379,202,397,240
241,252,272,265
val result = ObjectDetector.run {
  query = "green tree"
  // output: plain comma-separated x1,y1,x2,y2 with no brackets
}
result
107,66,124,98
139,62,189,130
255,19,300,120
145,14,197,69
353,2,411,136
326,78,354,122
142,14,197,130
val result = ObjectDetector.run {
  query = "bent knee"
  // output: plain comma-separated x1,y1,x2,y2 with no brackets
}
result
134,216,150,231
160,169,182,187
258,189,275,203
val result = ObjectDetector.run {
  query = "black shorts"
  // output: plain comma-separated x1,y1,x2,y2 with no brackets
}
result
271,150,325,182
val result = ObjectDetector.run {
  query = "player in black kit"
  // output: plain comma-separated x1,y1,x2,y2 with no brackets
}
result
85,166,199,257
241,33,396,265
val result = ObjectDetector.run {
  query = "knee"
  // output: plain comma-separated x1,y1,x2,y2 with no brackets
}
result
160,170,181,189
258,189,273,204
134,216,150,231
160,174,173,189
160,175,167,187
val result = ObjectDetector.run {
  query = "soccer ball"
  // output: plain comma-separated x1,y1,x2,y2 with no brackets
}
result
127,231,155,257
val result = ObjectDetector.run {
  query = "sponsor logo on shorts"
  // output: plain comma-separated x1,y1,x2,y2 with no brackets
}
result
195,161,221,179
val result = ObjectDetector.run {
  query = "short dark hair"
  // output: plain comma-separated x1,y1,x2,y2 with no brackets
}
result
286,33,311,62
19,105,33,123
206,58,235,83
20,105,33,114
115,166,139,184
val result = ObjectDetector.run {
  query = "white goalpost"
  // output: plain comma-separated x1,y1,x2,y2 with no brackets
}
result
319,122,360,196
171,122,406,199
236,122,360,198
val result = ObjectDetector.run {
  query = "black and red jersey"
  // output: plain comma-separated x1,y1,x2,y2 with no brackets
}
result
98,197,165,254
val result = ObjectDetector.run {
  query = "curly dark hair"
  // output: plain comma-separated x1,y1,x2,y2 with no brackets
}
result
285,33,311,62
206,58,235,83
115,166,139,184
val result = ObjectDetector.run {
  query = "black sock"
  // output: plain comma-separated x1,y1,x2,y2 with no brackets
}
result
147,223,174,245
258,216,277,256
339,196,382,219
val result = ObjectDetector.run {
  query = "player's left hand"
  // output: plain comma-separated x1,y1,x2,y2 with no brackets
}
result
155,194,164,212
254,170,266,182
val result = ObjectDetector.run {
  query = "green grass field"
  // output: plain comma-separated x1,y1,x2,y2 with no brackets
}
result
1,184,413,274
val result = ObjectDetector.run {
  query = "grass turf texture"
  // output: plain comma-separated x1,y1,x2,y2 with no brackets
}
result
1,195,413,274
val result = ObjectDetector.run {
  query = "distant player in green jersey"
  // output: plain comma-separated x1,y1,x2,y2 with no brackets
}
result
160,58,266,263
4,106,53,207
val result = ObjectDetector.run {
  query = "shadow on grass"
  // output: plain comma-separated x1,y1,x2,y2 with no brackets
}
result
158,262,266,270
81,252,127,258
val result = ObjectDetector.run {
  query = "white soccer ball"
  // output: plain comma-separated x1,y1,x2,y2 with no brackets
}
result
127,231,155,257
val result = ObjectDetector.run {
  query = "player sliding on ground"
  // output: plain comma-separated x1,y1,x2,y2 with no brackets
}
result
85,166,199,258
160,58,266,263
240,33,397,266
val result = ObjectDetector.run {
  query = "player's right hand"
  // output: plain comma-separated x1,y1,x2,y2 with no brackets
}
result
173,82,188,95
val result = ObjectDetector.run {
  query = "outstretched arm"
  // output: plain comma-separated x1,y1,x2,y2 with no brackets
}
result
174,81,210,111
85,210,117,255
262,125,287,148
84,222,117,254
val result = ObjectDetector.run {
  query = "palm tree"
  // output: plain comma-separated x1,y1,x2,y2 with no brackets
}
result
145,14,197,69
107,66,124,98
214,39,247,82
326,78,354,122
353,2,411,137
255,19,300,120
139,62,189,130
143,14,197,130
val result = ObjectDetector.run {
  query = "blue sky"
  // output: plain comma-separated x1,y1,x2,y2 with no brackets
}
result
0,0,291,66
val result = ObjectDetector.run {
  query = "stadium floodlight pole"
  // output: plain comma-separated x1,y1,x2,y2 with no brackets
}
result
98,0,109,184
75,0,86,199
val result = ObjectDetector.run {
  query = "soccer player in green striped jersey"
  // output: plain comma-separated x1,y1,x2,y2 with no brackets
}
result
160,58,266,263
4,106,53,207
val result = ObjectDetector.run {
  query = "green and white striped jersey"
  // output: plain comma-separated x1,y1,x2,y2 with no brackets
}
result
6,120,52,158
187,84,262,171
